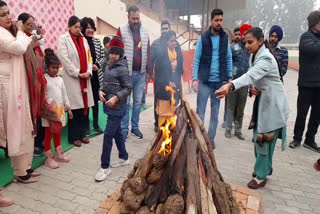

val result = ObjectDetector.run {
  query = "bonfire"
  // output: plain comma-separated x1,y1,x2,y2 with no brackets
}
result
104,85,240,214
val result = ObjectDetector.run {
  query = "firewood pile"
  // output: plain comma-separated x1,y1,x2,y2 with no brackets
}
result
105,96,240,214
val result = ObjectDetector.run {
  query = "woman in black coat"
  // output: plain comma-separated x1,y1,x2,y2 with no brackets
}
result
154,30,183,108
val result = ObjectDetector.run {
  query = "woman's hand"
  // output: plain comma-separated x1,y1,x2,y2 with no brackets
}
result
16,21,23,32
169,81,176,88
99,91,106,102
67,109,73,119
92,64,99,71
250,85,261,96
215,82,233,99
106,96,119,108
79,72,91,79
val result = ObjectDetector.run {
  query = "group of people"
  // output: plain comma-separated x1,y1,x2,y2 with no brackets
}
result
0,0,320,207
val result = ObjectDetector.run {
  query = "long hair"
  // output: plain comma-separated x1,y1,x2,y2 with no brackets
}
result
245,27,283,82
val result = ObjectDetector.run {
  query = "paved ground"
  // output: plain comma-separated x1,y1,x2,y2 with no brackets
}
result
0,69,319,214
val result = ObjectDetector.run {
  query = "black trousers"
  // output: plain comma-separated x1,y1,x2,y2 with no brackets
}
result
34,118,45,148
68,109,89,143
90,74,100,129
154,93,158,128
293,87,320,143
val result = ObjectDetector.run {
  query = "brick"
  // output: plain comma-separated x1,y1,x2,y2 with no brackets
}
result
247,196,260,211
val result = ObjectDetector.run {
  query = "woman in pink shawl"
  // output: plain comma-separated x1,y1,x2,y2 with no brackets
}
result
0,0,39,189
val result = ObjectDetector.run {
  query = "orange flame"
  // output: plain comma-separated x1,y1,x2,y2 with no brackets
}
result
166,86,176,106
158,86,177,156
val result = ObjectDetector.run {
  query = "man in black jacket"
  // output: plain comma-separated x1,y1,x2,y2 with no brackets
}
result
289,11,320,153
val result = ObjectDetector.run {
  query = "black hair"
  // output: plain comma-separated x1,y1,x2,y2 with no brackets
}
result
245,27,283,82
68,16,80,28
234,27,240,33
211,8,223,20
103,36,111,45
0,1,7,7
161,20,171,28
162,30,176,43
44,48,60,67
80,17,96,36
17,13,34,24
127,6,139,16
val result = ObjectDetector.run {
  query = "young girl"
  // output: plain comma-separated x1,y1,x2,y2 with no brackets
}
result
95,36,131,181
42,48,73,169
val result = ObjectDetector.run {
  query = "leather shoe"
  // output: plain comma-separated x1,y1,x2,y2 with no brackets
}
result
81,138,90,144
247,178,267,189
235,132,245,140
73,140,82,147
303,141,320,153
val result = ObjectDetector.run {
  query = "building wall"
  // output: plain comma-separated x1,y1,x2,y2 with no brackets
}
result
6,0,75,50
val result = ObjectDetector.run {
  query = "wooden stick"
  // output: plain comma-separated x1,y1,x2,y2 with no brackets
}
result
168,123,187,166
198,155,209,214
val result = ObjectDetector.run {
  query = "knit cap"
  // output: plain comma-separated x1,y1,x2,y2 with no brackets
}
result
240,24,253,36
109,36,124,57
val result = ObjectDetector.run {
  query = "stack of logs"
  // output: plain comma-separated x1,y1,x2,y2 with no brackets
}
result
111,99,240,214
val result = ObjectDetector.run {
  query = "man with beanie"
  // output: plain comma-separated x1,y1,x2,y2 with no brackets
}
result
269,25,288,76
96,36,131,181
225,24,251,140
116,6,151,139
289,11,320,153
192,9,233,148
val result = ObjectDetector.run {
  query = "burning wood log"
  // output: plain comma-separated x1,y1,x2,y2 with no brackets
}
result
106,86,240,214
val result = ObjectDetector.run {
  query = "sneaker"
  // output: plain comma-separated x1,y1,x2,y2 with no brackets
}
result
95,168,112,181
303,141,320,153
289,140,301,149
33,147,44,157
225,130,232,138
110,159,131,168
131,129,143,139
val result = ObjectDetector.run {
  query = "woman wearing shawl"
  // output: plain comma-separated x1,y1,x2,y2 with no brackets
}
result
58,16,94,147
17,12,47,157
81,17,105,133
0,1,38,186
154,30,183,127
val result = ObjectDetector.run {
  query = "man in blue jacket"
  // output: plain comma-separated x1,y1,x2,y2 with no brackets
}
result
192,8,233,148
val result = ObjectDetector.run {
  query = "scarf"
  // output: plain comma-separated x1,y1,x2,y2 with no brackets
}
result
168,48,177,62
69,31,89,115
86,37,97,64
26,32,43,57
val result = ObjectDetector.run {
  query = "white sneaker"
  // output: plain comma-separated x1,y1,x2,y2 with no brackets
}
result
95,168,111,181
110,159,131,168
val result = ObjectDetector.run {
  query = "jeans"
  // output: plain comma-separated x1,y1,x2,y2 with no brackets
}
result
101,113,128,169
121,71,146,132
293,87,320,143
142,86,146,105
196,81,223,145
226,87,248,132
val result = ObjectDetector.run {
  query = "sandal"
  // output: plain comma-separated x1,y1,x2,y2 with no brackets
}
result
13,175,38,184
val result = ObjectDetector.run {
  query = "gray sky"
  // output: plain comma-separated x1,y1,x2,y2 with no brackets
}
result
316,0,320,8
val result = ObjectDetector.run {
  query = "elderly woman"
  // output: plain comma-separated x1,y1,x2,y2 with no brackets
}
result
216,27,289,189
0,0,38,187
18,12,47,157
58,16,94,147
154,30,183,127
81,17,105,133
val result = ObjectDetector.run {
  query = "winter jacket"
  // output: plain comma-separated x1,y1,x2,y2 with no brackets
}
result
231,41,250,79
154,41,183,102
232,45,289,133
298,30,320,87
100,57,131,109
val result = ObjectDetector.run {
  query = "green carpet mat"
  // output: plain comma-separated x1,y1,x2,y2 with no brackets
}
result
289,56,298,62
0,103,150,187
